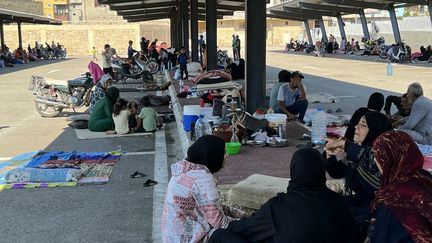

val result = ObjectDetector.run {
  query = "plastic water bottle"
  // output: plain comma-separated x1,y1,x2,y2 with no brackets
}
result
311,107,327,145
386,62,393,76
194,114,212,140
179,79,184,93
160,64,165,74
168,60,172,70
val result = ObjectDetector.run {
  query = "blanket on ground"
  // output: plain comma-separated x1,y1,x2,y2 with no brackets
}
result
0,151,121,191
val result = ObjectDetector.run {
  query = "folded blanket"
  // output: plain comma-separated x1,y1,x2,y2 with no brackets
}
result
5,168,83,183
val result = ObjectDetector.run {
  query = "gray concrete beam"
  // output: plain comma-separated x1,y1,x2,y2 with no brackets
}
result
429,0,432,26
358,9,370,39
298,2,359,14
191,0,199,62
282,6,339,16
388,4,402,43
304,20,313,44
271,10,322,19
321,0,389,10
206,0,218,70
318,16,329,43
246,0,266,113
336,14,346,40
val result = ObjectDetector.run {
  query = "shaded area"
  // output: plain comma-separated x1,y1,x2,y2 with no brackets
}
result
0,58,74,75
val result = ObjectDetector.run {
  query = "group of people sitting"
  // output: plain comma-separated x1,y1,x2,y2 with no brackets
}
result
0,41,64,68
411,45,432,62
87,74,160,134
161,125,432,242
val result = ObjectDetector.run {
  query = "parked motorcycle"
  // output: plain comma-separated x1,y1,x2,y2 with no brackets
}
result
111,56,154,84
389,41,410,63
29,73,94,117
138,52,159,74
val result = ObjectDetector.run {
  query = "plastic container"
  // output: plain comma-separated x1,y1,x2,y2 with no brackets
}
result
386,62,393,76
267,108,274,114
195,114,213,139
265,114,288,128
226,142,241,155
183,105,201,131
311,107,327,145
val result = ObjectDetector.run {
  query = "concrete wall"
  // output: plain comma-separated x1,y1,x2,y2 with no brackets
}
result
3,23,141,56
0,0,43,15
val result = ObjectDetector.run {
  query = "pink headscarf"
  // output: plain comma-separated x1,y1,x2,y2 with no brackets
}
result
87,61,104,84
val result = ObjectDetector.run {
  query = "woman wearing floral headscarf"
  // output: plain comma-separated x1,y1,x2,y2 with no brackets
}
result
89,74,112,113
370,131,432,243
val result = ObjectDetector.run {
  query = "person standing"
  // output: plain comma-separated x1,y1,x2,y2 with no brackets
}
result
140,37,147,53
236,35,241,60
231,34,238,61
127,40,138,59
102,44,115,79
198,35,205,63
91,46,97,61
178,47,189,81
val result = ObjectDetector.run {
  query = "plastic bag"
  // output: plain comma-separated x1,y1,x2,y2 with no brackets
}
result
173,68,181,80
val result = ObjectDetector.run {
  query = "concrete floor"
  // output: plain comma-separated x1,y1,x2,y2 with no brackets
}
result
0,52,430,242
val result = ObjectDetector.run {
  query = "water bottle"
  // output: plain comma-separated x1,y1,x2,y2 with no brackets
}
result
168,60,172,70
311,107,327,145
179,79,184,93
160,64,165,74
194,114,212,140
386,62,393,76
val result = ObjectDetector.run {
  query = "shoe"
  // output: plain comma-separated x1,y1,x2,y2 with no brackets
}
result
143,179,158,187
130,171,146,178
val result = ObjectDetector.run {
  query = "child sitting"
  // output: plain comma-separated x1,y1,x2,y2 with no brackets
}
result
111,98,131,135
136,96,160,133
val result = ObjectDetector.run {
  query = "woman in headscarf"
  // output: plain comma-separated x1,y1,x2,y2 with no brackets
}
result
88,87,119,132
89,74,113,114
345,92,385,141
209,148,361,243
370,131,432,243
324,111,392,239
161,135,232,243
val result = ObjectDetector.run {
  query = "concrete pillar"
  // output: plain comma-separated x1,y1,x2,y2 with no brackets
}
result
388,4,401,43
181,0,189,51
336,14,346,41
170,16,175,47
359,9,370,39
304,20,313,45
318,17,328,43
429,0,432,26
0,21,4,51
205,0,217,70
176,1,183,48
190,0,199,62
17,22,23,49
245,0,266,114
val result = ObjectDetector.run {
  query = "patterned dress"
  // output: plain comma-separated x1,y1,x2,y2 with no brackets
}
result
161,161,231,243
89,86,105,114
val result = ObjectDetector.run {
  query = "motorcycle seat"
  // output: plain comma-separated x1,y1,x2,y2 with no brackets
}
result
68,77,93,88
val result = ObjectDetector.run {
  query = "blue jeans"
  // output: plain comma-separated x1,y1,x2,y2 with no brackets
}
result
285,99,309,121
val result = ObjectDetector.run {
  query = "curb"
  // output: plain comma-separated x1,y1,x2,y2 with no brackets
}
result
165,70,191,158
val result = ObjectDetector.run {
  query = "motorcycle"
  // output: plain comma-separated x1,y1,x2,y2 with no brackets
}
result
389,41,410,63
138,52,159,74
29,72,94,117
111,55,154,84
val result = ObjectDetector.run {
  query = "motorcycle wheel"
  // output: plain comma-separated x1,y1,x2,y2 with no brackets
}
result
142,71,154,83
35,101,63,117
146,60,159,74
379,51,388,59
398,54,406,64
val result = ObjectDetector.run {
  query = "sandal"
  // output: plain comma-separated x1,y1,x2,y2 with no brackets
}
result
130,171,146,178
143,179,158,187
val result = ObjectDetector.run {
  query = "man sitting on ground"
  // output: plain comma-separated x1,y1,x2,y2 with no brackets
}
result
276,71,308,122
398,82,432,145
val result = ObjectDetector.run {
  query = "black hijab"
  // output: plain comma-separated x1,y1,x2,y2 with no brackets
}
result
106,86,120,104
187,135,225,174
361,111,392,146
288,148,327,191
367,92,384,112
